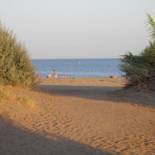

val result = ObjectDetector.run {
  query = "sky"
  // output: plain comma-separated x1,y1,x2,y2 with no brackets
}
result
0,0,155,59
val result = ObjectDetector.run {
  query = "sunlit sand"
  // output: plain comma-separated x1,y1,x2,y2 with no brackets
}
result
0,77,155,155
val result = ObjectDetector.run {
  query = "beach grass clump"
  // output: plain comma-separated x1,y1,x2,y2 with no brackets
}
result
121,14,155,90
0,86,10,102
0,23,35,87
16,96,36,108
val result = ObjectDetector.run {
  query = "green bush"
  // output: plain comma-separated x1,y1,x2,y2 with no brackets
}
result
0,23,35,87
121,15,155,90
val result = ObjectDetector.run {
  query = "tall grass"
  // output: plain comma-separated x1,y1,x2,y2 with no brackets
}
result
121,15,155,90
0,23,35,87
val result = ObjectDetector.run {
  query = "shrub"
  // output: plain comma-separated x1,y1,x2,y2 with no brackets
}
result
121,15,155,90
0,23,35,87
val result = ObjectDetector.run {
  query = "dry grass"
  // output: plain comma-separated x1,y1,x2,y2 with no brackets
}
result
0,85,36,109
0,86,10,102
16,96,36,108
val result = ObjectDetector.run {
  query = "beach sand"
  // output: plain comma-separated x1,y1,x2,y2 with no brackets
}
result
0,77,155,155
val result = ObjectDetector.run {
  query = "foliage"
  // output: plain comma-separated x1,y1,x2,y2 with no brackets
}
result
147,14,155,41
121,15,155,90
0,23,35,87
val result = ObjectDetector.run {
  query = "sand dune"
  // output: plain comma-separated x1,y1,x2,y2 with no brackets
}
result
0,78,155,155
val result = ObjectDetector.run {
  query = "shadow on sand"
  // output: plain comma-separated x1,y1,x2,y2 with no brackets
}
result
36,84,155,107
0,116,113,155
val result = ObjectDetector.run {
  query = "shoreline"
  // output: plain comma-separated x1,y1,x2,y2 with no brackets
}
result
40,76,125,87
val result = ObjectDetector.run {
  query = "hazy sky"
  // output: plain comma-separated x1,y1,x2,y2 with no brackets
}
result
0,0,155,59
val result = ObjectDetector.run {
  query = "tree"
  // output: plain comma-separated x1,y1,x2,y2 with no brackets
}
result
121,15,155,90
147,14,155,41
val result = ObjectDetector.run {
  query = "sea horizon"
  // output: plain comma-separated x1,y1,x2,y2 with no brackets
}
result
32,58,122,78
32,57,121,60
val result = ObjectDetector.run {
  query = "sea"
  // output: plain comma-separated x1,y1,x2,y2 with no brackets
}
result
32,59,122,78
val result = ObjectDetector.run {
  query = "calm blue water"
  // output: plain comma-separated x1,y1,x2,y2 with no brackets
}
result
32,59,122,77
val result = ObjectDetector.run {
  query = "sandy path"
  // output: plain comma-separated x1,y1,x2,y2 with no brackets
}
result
0,78,155,155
